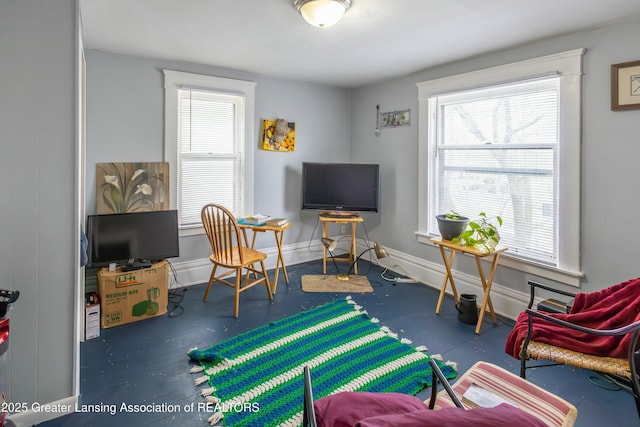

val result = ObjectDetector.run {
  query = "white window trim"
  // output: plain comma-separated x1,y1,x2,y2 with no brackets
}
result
163,70,256,236
416,49,585,286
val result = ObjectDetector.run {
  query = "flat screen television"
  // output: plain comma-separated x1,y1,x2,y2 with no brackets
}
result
87,210,180,270
301,162,380,213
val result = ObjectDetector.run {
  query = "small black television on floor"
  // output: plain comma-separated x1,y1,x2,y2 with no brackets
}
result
301,162,380,213
87,210,180,270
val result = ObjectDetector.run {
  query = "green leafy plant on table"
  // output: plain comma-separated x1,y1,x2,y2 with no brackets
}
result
452,212,503,253
445,211,463,220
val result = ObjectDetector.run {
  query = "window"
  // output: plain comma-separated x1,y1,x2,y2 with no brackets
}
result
432,78,559,262
164,70,256,234
177,89,242,226
416,49,584,285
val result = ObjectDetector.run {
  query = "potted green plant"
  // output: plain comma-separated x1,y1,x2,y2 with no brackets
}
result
435,211,469,241
452,212,503,253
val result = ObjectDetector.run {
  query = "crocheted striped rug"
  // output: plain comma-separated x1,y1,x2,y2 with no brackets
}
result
188,297,457,426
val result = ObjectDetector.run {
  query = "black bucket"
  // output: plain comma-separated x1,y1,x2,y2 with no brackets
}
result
456,294,478,325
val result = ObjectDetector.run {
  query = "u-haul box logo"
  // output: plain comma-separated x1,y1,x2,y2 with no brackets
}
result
115,273,141,287
105,311,122,325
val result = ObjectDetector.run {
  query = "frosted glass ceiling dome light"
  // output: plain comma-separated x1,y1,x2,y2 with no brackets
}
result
294,0,351,28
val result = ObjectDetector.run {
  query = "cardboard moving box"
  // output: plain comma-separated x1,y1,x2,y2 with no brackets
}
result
97,260,168,328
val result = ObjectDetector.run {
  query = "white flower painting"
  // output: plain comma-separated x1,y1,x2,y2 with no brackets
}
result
96,162,170,214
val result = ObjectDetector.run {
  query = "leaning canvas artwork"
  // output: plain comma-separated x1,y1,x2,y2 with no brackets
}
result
96,162,170,214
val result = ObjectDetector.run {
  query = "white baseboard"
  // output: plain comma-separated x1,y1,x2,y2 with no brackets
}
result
166,240,321,289
167,240,531,321
6,395,77,427
376,247,530,321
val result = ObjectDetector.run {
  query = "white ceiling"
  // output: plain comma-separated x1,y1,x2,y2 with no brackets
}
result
80,0,640,88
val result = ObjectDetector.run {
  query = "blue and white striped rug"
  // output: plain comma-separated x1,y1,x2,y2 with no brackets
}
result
188,296,457,426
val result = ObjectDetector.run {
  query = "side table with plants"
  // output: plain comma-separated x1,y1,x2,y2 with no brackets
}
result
436,211,503,253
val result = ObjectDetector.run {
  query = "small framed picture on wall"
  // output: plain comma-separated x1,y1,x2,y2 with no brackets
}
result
611,60,640,111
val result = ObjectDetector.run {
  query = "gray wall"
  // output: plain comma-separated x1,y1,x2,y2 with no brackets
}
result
2,4,636,419
85,51,352,262
349,14,640,296
0,0,77,409
86,14,640,297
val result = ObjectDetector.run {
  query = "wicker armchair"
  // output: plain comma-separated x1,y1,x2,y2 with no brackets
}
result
518,280,640,417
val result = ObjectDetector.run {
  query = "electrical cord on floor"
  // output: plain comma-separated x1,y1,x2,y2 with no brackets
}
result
380,264,417,285
385,263,412,277
588,372,632,394
305,214,375,261
380,268,399,285
304,213,402,285
344,221,407,285
167,260,187,318
306,215,323,255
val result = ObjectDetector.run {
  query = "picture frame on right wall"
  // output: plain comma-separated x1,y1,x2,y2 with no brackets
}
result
611,60,640,111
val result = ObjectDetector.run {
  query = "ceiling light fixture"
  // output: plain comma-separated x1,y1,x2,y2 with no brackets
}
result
294,0,351,28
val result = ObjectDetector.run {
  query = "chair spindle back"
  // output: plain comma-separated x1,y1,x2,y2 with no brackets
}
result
201,204,244,265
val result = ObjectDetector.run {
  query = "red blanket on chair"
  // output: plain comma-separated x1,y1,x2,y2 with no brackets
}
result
505,277,640,359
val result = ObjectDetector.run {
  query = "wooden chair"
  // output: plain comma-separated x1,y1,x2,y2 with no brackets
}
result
201,204,273,317
518,281,640,418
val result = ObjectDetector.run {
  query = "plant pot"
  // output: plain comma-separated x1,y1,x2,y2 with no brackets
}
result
436,214,469,241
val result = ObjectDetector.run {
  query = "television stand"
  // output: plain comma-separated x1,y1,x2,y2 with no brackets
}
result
319,211,360,219
121,259,153,272
319,214,363,275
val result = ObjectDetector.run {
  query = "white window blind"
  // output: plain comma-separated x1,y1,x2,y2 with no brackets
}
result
417,49,584,284
429,78,560,265
178,89,244,227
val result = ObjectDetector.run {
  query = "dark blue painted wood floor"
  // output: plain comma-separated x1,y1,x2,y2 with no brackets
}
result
36,260,637,426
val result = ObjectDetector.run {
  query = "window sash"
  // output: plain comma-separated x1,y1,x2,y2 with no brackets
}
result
177,88,244,227
429,78,559,265
416,49,584,285
163,70,256,236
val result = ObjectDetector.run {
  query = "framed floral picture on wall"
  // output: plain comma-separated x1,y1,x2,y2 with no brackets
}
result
96,162,170,214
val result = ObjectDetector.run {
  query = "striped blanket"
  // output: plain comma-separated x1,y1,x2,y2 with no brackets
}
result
188,297,457,426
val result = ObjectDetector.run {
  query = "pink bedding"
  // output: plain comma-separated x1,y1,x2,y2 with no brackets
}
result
314,391,546,427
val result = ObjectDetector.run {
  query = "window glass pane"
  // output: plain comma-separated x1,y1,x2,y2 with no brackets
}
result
179,90,236,155
164,70,255,234
179,157,241,226
177,88,242,227
431,78,558,264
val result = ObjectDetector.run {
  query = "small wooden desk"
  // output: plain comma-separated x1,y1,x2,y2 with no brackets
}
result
431,238,507,334
319,214,363,275
239,221,291,294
